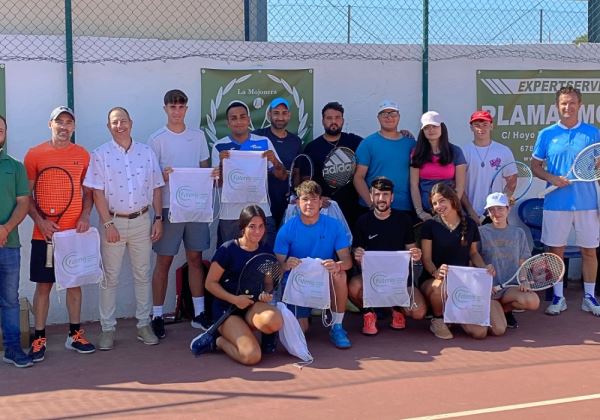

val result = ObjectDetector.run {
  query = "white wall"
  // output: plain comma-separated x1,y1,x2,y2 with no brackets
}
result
4,42,594,323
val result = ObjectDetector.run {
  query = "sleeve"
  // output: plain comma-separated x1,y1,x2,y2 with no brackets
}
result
420,220,434,240
199,130,211,162
273,221,291,256
14,161,30,197
352,218,366,248
517,228,531,260
471,219,481,243
266,139,281,170
211,142,221,168
82,150,105,190
453,145,467,165
148,136,161,165
23,149,37,182
212,242,232,266
355,138,371,167
532,131,547,161
80,149,91,184
149,148,165,188
334,218,351,251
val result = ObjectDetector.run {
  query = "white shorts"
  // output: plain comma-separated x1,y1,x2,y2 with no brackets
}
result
541,210,600,248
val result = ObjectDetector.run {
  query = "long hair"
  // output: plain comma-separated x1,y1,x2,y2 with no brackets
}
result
411,122,453,168
238,205,267,240
429,182,468,247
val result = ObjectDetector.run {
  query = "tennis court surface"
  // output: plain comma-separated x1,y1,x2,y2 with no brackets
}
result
2,290,600,419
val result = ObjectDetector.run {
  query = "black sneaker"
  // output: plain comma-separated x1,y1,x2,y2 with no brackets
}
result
29,337,47,363
261,332,278,354
3,347,33,368
190,331,217,356
505,311,518,329
65,329,96,353
191,312,211,331
151,316,166,339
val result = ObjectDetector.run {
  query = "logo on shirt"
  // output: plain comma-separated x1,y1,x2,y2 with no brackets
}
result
368,234,379,240
489,158,501,169
249,144,263,150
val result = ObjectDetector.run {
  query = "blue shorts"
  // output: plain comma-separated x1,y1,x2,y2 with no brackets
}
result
152,208,210,256
285,303,312,319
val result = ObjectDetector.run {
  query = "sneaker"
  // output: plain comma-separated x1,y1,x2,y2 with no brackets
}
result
190,331,217,355
581,294,600,316
151,316,166,339
65,329,96,354
191,312,211,331
329,324,352,349
430,318,453,340
390,309,406,330
361,312,378,335
505,311,519,328
3,347,34,368
98,330,115,351
261,332,278,354
137,325,159,345
28,337,46,362
545,296,567,315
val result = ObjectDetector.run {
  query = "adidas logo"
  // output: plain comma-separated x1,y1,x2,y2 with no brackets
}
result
323,152,354,175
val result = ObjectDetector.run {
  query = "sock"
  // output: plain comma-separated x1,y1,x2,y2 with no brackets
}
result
193,296,205,316
553,282,564,298
584,282,596,297
361,307,373,314
34,329,46,339
69,323,80,336
332,312,344,325
153,305,163,318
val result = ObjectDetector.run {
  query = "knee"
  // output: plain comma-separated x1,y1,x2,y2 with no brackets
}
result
239,346,262,366
467,326,488,339
410,305,427,320
490,324,506,337
524,294,540,310
260,311,283,334
347,277,362,299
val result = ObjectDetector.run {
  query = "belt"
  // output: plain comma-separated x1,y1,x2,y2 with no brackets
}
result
109,206,149,219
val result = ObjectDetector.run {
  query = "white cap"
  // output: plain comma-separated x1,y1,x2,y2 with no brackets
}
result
484,192,509,209
377,100,399,114
420,111,443,129
49,106,75,121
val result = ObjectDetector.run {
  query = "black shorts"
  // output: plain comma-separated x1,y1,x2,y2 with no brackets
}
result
30,240,56,283
212,298,247,321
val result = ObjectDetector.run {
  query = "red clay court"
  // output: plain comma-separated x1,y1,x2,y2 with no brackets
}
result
2,289,600,419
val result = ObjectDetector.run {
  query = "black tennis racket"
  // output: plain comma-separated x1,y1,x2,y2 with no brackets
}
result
33,167,75,268
322,146,356,189
288,153,313,203
190,253,283,355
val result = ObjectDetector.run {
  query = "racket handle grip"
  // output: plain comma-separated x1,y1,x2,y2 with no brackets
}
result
538,185,558,198
45,242,54,268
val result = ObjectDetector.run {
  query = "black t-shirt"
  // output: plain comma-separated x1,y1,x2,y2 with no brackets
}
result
420,216,480,268
353,210,415,251
303,132,363,227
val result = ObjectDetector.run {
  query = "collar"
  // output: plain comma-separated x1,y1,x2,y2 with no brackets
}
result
111,138,134,153
557,120,581,130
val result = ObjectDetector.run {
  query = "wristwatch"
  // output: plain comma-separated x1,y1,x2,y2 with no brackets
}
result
154,215,163,221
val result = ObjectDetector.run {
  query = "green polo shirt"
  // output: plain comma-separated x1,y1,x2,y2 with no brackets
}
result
0,152,29,248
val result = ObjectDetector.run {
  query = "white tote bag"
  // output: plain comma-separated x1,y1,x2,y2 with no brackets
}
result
221,150,268,204
362,251,412,308
276,302,313,364
443,265,493,326
282,258,330,310
168,168,215,223
52,228,103,291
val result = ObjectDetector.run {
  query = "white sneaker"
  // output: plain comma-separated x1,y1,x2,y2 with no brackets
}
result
545,296,567,315
581,294,600,317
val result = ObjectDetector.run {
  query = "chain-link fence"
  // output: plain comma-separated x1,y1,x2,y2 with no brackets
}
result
1,0,600,63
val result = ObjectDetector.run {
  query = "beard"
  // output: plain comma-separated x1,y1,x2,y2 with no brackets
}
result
271,120,288,130
324,125,342,136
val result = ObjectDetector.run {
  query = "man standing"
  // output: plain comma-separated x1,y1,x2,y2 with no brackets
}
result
0,115,33,368
354,100,416,218
212,101,287,249
24,107,95,362
84,107,165,350
148,90,211,338
252,97,302,227
461,110,517,223
531,86,600,316
304,102,362,231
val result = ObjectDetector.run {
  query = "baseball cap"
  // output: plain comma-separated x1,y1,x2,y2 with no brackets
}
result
269,97,289,109
370,176,394,191
226,100,250,115
50,106,75,121
484,192,509,209
421,111,443,129
469,110,493,124
377,100,399,114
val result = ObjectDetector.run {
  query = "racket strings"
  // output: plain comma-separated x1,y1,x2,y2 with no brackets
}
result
35,171,74,214
322,148,356,188
511,163,533,199
573,147,600,180
520,254,565,290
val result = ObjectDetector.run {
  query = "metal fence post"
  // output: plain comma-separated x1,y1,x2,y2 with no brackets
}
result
65,0,75,141
422,0,429,113
590,0,600,43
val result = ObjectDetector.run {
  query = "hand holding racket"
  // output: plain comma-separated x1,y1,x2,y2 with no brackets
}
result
489,161,533,202
539,143,600,197
493,253,565,293
190,253,284,355
33,167,75,268
322,146,356,189
288,154,313,203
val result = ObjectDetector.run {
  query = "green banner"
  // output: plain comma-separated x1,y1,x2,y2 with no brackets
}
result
477,70,600,163
201,68,313,147
0,64,5,119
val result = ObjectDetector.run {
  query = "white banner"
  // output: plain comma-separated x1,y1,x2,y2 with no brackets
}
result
362,251,411,308
282,258,330,310
221,150,267,204
444,265,493,326
52,228,103,291
168,168,215,223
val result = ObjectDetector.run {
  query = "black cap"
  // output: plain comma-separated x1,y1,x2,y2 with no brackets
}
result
371,176,394,191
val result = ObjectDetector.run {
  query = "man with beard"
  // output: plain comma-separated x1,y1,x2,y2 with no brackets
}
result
252,97,302,227
303,102,363,232
348,177,425,335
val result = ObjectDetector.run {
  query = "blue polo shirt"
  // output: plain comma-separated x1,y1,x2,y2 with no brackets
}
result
532,121,600,211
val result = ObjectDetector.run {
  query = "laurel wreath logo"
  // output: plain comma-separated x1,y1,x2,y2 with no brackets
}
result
204,72,309,146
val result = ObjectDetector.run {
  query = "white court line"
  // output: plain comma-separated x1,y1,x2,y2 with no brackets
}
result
404,393,600,420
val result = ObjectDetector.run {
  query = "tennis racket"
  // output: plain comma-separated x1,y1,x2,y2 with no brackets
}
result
322,146,356,189
489,161,533,202
190,253,284,355
288,153,313,203
493,253,565,293
33,167,74,268
539,143,600,197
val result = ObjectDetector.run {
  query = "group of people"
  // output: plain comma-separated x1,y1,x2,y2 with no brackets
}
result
1,86,599,369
